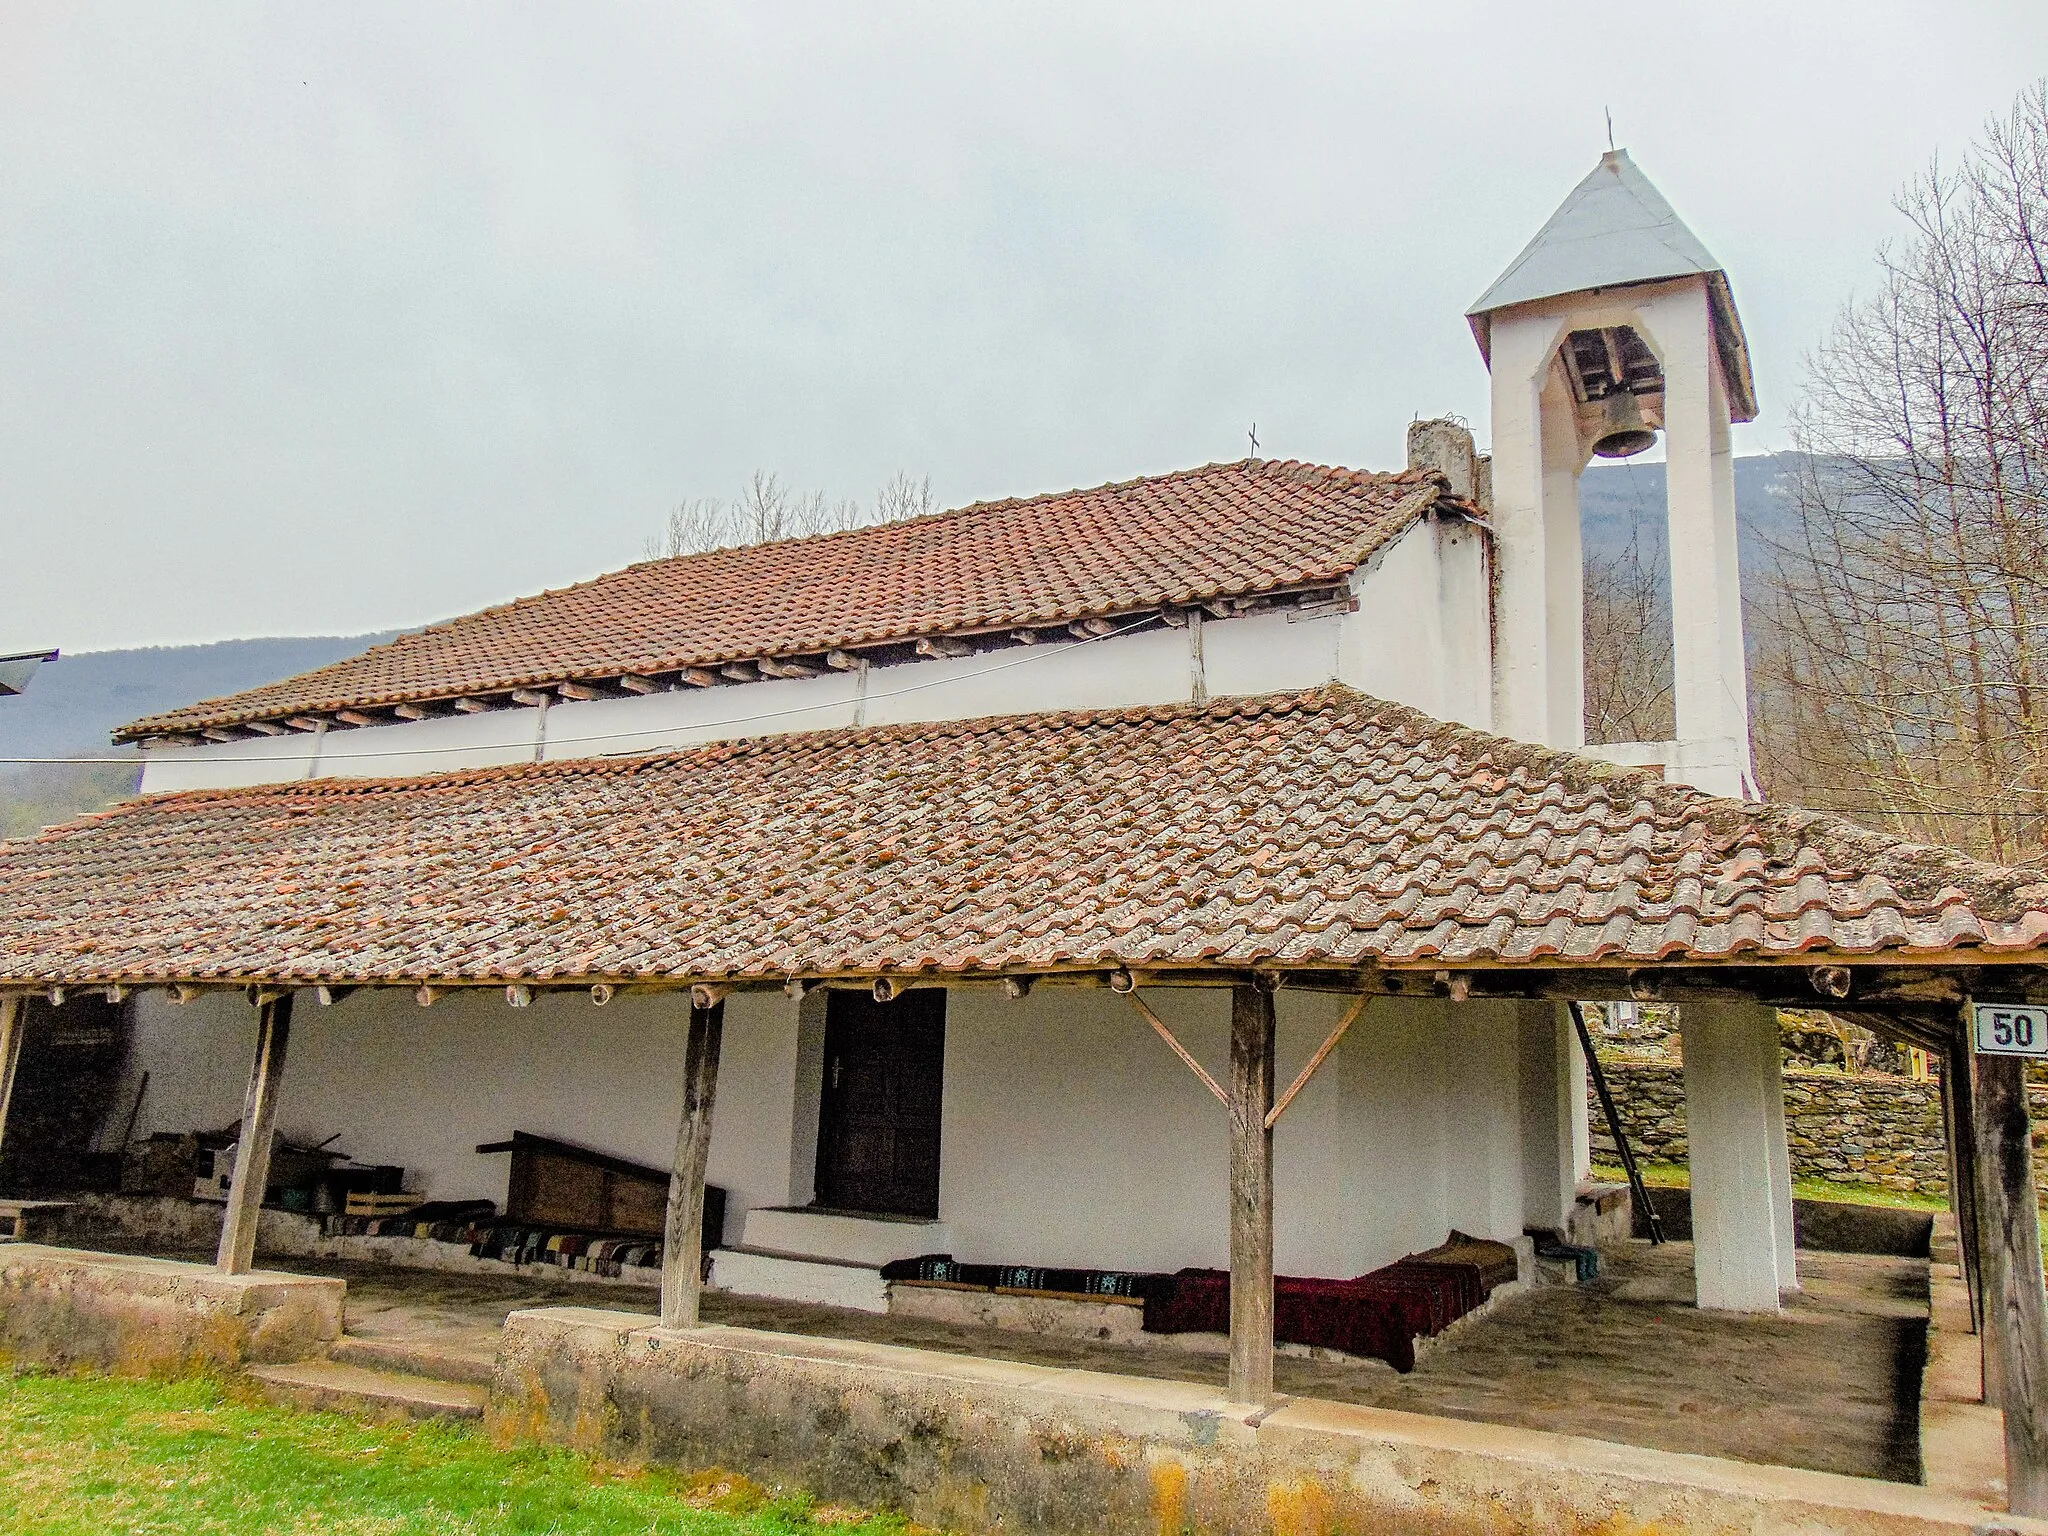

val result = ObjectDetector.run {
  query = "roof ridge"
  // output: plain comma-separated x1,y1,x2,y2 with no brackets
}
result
614,456,1432,572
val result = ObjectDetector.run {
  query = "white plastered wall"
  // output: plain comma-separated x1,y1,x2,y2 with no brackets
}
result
123,982,1565,1276
123,987,804,1244
1338,513,1493,731
936,988,1533,1276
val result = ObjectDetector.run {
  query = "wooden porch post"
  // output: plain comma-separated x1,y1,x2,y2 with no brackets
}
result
0,995,26,1168
660,996,726,1330
1940,1047,1985,1344
1970,1046,2048,1515
217,992,293,1276
1228,980,1276,1407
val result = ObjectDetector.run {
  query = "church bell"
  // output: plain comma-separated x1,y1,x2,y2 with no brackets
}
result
1589,389,1657,459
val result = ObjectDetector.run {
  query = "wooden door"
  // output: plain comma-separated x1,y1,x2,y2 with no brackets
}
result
814,989,946,1219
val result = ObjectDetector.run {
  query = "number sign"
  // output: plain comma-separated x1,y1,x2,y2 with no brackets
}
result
1973,1003,2048,1058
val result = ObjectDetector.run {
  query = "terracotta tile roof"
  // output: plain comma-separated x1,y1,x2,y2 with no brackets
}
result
118,459,1448,741
13,688,2048,988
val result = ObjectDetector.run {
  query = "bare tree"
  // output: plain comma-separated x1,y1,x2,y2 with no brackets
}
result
874,471,937,523
1753,81,2048,862
1583,525,1675,744
645,470,935,559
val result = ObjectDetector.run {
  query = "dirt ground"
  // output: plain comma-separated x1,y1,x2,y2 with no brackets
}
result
272,1238,1926,1484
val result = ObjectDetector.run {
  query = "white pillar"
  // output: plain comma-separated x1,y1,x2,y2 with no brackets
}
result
1642,283,1749,796
1486,310,1576,748
1761,1022,1799,1292
1569,1025,1593,1186
1681,1001,1783,1312
1517,1001,1578,1233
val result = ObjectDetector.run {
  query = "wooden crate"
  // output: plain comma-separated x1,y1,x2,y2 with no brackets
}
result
476,1130,725,1250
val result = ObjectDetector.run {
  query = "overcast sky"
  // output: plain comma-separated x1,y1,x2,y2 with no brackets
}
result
3,5,2042,655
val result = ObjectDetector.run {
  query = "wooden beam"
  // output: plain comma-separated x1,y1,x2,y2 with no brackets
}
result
334,710,382,728
451,697,495,714
758,657,821,679
617,674,663,695
1228,981,1277,1407
392,702,442,721
509,689,551,708
679,668,720,688
217,992,293,1276
719,662,760,683
556,681,607,702
915,636,973,660
1267,994,1369,1129
284,716,328,732
660,998,726,1329
1126,992,1228,1106
0,996,27,1170
1940,1046,1985,1342
824,651,862,671
1068,617,1117,639
1970,1042,2048,1514
245,720,292,736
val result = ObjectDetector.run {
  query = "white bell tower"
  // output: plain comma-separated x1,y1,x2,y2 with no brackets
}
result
1469,150,1759,798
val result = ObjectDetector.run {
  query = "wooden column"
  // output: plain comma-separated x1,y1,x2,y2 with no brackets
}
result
0,995,27,1168
216,992,293,1276
1228,981,1277,1407
660,997,726,1330
1941,1047,1985,1343
1971,1047,2048,1516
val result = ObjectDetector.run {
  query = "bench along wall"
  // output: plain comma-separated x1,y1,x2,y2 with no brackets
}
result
1590,1057,2048,1200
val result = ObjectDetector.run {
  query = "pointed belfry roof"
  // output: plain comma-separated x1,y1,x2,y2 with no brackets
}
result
1467,150,1757,422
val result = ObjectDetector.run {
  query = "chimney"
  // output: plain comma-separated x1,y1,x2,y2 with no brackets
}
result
1405,417,1477,500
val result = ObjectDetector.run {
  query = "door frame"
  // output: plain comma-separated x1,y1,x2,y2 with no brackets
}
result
811,987,947,1219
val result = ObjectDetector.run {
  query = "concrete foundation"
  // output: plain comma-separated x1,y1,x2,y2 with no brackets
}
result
0,1244,342,1375
489,1304,2037,1536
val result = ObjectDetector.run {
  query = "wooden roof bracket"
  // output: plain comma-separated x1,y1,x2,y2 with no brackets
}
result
1125,988,1229,1107
1267,993,1370,1130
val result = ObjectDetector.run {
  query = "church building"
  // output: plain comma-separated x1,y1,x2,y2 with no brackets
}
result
3,151,2044,1528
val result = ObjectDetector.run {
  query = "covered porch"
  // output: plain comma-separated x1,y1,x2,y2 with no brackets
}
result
3,687,2047,1530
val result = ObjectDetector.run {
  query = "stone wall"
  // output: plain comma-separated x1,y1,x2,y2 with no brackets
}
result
1587,1059,2048,1200
488,1305,2005,1536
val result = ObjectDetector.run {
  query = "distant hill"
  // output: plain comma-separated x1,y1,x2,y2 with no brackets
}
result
1579,451,1800,580
0,634,397,836
0,453,1803,837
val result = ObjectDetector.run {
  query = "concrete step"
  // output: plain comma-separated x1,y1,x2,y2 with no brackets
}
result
709,1245,890,1313
331,1332,498,1387
247,1359,488,1421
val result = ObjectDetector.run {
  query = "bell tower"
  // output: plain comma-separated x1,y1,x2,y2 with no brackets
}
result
1468,150,1758,798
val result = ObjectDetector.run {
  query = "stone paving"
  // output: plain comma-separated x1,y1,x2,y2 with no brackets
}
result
272,1238,1928,1485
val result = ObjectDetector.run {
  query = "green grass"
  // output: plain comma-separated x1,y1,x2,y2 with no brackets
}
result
0,1370,922,1536
1592,1159,1954,1212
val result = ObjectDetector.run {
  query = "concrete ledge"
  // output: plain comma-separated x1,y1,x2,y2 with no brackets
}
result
0,1245,342,1376
488,1305,2043,1536
62,1194,660,1292
738,1208,950,1266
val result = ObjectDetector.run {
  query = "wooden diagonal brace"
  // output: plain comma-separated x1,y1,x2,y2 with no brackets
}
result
1266,994,1369,1129
1126,991,1228,1108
